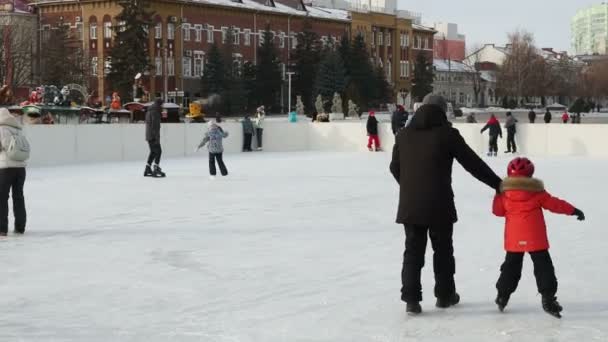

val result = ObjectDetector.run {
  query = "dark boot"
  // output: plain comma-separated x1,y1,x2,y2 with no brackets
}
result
542,296,563,318
436,292,460,308
406,302,422,315
153,165,166,178
144,165,154,177
495,294,510,312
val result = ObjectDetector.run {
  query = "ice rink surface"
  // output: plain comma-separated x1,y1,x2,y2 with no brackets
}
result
0,152,606,342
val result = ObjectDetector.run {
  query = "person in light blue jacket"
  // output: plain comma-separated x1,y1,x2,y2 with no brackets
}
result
197,119,229,178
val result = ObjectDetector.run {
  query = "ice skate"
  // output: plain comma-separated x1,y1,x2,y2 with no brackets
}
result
495,295,510,312
368,147,374,152
542,296,563,319
153,165,166,178
406,302,422,315
144,165,154,177
493,152,498,157
436,292,460,308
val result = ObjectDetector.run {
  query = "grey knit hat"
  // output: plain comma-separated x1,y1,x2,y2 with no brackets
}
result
422,93,448,113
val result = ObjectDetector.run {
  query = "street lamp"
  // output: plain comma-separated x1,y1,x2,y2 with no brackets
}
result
286,72,295,113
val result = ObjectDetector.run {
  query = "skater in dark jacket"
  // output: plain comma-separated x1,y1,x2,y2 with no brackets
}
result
544,109,552,123
241,114,255,152
391,105,408,135
492,157,585,318
528,109,536,123
144,98,166,177
390,94,502,315
480,114,502,156
504,112,517,153
366,111,381,151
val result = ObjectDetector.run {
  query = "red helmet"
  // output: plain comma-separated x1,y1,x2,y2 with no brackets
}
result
508,157,535,177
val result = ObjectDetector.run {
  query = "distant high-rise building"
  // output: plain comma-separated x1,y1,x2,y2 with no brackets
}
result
433,22,466,61
572,3,608,55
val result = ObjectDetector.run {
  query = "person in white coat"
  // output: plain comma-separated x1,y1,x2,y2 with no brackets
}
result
0,108,29,236
255,106,265,151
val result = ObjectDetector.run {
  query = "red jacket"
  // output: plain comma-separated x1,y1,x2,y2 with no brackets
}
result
492,177,575,252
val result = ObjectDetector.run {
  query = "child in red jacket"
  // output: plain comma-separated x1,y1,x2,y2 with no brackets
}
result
492,157,585,318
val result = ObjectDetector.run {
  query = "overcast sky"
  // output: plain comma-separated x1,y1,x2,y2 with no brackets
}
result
398,0,597,53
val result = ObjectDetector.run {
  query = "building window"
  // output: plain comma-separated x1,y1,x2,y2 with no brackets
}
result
233,28,240,45
194,51,204,76
90,22,97,40
292,34,297,49
221,26,228,44
183,57,192,77
167,57,175,76
259,30,265,46
279,31,285,48
207,25,214,43
459,92,466,104
378,31,383,46
155,57,162,75
104,22,112,39
244,29,251,46
76,23,83,40
386,60,392,81
118,20,126,33
321,35,327,47
104,57,111,75
195,25,202,42
183,24,190,41
386,32,391,46
405,34,409,47
424,37,430,50
155,22,162,39
168,23,175,40
91,57,98,76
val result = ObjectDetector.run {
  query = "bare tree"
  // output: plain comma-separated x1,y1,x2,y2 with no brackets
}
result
0,23,37,90
464,44,483,107
496,30,539,102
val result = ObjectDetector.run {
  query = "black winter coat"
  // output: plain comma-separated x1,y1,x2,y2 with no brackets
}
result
528,110,536,122
389,104,501,225
481,120,502,138
391,110,408,134
367,116,379,135
544,111,552,123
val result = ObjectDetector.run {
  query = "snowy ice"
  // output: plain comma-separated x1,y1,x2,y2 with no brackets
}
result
0,152,606,341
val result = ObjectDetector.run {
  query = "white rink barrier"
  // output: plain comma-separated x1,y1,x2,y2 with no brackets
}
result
23,122,608,166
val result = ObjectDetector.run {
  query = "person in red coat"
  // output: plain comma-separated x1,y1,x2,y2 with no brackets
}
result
492,157,585,318
562,111,569,124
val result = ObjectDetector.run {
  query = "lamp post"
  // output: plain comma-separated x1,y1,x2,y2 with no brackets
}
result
286,72,295,113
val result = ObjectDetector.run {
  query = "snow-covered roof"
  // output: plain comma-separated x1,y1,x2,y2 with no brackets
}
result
433,59,473,73
32,0,350,22
412,24,436,33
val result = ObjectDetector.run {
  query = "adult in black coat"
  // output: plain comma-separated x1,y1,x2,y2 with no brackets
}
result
144,98,165,177
389,94,501,314
391,105,409,135
528,109,536,123
544,109,552,124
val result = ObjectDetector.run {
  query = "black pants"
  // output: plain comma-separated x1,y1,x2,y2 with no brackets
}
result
529,118,535,123
496,250,558,298
401,224,456,303
256,128,263,148
209,153,228,176
489,135,499,153
243,133,253,151
147,141,162,165
0,168,26,234
506,131,517,152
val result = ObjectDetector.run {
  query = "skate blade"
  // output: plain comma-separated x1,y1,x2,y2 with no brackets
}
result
544,310,562,319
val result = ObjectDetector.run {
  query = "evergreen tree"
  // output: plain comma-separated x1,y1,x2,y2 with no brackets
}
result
107,0,153,102
315,47,347,99
372,66,392,106
292,20,321,113
40,24,88,87
338,35,351,75
201,42,225,96
347,34,376,110
241,61,257,112
256,25,283,111
221,27,246,115
411,53,434,102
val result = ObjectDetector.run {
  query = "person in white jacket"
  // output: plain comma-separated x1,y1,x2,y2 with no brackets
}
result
0,108,28,236
255,106,265,151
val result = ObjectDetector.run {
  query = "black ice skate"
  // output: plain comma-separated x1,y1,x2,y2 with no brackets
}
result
144,165,154,177
436,292,460,308
153,165,166,178
542,296,563,319
495,294,510,312
406,302,422,315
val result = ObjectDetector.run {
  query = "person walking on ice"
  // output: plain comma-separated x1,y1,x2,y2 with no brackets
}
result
504,112,517,154
144,98,166,177
480,114,502,156
197,118,229,179
492,157,585,318
255,106,265,151
366,111,381,151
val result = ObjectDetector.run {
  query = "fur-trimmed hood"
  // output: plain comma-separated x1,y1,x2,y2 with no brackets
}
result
500,177,545,201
